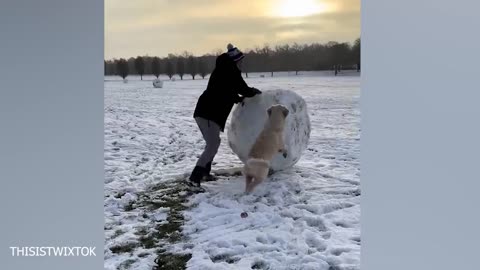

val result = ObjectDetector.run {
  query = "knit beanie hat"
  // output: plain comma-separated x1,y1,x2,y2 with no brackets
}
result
227,43,245,62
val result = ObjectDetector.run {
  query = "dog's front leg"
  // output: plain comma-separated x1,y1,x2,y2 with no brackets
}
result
245,175,254,193
277,134,288,158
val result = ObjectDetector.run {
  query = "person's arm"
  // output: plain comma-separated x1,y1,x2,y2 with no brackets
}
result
233,70,261,97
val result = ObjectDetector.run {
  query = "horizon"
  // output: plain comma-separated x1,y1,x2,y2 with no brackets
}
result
104,38,360,61
105,0,360,60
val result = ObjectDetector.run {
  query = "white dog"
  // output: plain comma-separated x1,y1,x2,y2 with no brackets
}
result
243,104,289,193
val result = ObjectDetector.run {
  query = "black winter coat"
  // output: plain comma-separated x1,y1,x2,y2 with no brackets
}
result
193,53,258,131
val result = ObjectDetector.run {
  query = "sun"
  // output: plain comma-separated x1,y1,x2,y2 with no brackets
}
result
275,0,327,17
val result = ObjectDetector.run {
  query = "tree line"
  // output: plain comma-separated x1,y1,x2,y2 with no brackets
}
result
105,38,360,80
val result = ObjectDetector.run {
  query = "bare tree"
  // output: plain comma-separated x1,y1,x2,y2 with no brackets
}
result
115,59,129,79
242,51,254,78
243,58,249,78
274,44,289,74
352,38,360,71
134,56,145,80
258,45,274,77
176,57,185,80
187,56,198,80
165,59,175,79
105,39,360,79
198,57,208,79
330,42,351,72
151,57,161,78
291,43,303,75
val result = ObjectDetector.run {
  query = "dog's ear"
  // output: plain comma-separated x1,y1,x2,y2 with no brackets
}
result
267,107,272,117
281,107,289,117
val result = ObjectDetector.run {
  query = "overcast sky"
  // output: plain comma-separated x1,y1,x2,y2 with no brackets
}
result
105,0,360,60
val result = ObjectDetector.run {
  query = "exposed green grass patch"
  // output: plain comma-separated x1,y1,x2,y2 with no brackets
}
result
123,200,136,211
118,259,138,270
109,242,139,254
252,260,269,269
112,229,124,238
153,253,192,270
211,254,240,264
135,179,196,269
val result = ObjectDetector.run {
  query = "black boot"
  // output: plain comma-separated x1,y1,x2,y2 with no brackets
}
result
205,161,212,174
203,162,216,182
188,166,205,187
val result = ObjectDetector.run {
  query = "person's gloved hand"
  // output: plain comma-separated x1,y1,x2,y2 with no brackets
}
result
234,95,245,104
252,88,262,95
240,96,246,106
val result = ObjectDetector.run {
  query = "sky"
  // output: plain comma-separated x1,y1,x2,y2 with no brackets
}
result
105,0,360,60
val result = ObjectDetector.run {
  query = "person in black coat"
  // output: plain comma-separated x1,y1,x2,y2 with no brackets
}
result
188,44,262,187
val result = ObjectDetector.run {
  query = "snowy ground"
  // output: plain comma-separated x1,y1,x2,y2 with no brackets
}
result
104,71,360,270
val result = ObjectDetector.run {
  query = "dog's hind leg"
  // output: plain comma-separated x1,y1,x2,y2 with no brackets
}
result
245,175,254,193
248,168,268,193
247,176,264,193
278,147,288,158
277,134,288,158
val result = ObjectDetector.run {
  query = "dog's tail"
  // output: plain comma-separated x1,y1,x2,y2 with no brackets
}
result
246,158,270,169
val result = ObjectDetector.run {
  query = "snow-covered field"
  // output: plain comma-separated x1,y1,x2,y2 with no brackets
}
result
104,71,360,270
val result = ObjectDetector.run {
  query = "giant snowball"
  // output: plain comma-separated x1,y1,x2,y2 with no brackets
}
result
227,89,311,171
153,78,163,88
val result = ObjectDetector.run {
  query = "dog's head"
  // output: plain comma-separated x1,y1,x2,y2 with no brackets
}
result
267,104,289,118
266,104,289,130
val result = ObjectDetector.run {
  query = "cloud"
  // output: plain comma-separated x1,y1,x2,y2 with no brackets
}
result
105,0,360,59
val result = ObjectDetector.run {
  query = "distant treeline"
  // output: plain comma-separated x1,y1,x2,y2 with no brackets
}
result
105,38,360,79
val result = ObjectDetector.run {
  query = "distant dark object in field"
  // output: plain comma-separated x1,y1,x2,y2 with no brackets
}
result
153,79,163,88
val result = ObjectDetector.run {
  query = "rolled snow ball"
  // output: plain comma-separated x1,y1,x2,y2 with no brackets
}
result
227,89,311,171
123,78,128,83
153,78,163,88
171,77,176,81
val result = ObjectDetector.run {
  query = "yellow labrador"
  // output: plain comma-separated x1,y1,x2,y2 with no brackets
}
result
243,104,289,193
